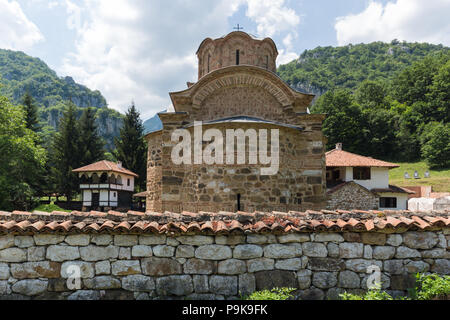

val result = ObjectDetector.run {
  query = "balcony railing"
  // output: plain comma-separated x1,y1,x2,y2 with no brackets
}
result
79,183,127,190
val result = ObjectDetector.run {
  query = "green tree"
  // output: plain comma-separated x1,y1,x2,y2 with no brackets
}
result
22,92,40,132
311,89,366,154
49,102,81,201
420,122,450,168
113,102,147,191
355,80,388,109
78,107,105,166
0,95,46,210
428,60,450,123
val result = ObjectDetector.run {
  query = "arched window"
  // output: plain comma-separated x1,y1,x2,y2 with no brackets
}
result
116,175,123,185
109,174,116,184
100,173,108,183
92,173,99,184
236,49,240,65
207,54,211,73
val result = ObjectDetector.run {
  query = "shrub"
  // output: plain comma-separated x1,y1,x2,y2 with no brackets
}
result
244,288,296,300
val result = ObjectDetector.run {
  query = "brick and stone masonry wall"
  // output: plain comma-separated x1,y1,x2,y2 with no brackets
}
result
0,230,448,300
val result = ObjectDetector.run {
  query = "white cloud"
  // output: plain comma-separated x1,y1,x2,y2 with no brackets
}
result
335,0,450,46
0,0,44,51
60,0,300,119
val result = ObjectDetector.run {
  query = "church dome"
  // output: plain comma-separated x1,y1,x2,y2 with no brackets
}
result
196,31,278,79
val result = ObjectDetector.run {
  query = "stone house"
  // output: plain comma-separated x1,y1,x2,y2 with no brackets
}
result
326,143,414,210
73,160,138,211
144,31,327,213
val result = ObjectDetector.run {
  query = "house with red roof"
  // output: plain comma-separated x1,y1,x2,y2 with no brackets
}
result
326,143,414,210
73,160,138,210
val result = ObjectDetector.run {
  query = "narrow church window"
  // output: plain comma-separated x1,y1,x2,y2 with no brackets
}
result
265,55,269,69
236,49,240,65
237,193,241,211
207,54,210,73
127,178,130,186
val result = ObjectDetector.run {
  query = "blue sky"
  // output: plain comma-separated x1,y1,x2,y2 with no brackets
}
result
1,0,449,120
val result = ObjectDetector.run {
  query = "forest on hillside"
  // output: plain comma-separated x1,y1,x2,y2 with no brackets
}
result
0,49,123,149
278,41,450,168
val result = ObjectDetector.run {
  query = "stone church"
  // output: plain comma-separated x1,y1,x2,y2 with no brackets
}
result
144,31,326,213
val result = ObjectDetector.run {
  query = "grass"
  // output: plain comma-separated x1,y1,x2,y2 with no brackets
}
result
32,203,72,213
389,161,450,192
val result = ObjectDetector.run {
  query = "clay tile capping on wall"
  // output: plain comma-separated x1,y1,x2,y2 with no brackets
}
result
0,209,449,235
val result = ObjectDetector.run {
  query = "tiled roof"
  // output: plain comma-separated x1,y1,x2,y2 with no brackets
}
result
372,185,416,194
0,210,448,234
326,149,399,168
73,160,138,177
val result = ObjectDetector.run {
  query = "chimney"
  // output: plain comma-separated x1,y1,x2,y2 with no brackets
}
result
117,161,122,168
336,143,343,150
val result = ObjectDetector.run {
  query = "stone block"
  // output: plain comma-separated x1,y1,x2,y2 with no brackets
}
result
372,246,396,260
84,276,121,290
277,234,310,243
184,258,217,275
403,232,438,249
153,245,175,257
308,257,345,271
46,245,80,262
176,235,214,246
33,234,65,246
239,274,256,296
386,234,402,247
313,233,344,243
193,275,209,293
339,243,363,258
247,258,275,273
209,276,238,296
218,259,246,274
91,234,113,246
111,260,141,276
405,261,429,273
246,234,276,244
215,235,245,245
0,235,14,250
11,279,47,296
298,288,324,300
275,258,304,271
156,275,193,296
80,245,119,261
233,245,263,259
142,257,182,276
383,260,404,275
95,260,111,275
122,275,155,292
342,233,361,242
139,235,166,245
195,245,232,260
114,235,138,246
264,244,300,259
0,248,27,262
395,246,421,259
421,248,446,259
361,233,386,245
131,245,153,257
345,259,382,273
302,242,327,257
390,274,416,290
327,243,339,258
431,259,450,274
119,247,131,260
297,269,312,289
364,245,373,259
11,261,61,279
176,245,195,258
67,290,100,300
0,263,9,280
312,272,337,289
14,236,34,248
65,234,90,246
255,270,298,290
338,271,360,288
27,247,45,262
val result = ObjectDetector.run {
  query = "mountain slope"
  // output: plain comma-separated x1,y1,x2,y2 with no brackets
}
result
0,49,122,150
277,40,449,97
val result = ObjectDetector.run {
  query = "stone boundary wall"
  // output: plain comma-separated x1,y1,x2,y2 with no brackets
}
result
0,230,448,300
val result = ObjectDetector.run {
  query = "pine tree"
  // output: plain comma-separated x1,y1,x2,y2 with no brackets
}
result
113,102,147,191
78,107,105,166
22,92,39,132
50,102,81,201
